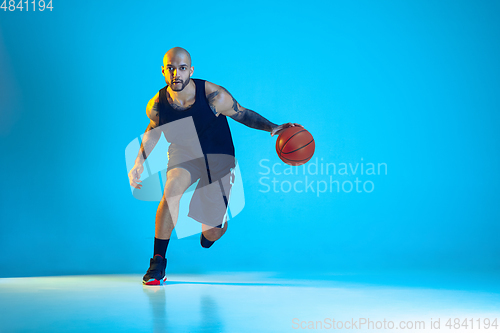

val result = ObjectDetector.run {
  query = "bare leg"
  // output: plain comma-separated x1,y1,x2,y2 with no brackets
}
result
155,168,192,239
201,176,231,242
201,222,228,242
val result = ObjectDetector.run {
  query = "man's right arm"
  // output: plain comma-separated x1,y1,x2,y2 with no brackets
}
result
129,93,161,189
135,93,161,165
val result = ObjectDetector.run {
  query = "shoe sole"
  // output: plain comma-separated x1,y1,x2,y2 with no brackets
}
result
143,277,167,286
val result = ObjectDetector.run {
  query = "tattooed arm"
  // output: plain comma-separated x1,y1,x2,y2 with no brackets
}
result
128,92,163,189
205,81,301,136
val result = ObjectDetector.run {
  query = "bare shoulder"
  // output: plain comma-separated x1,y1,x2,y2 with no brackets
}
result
146,92,160,126
204,80,220,95
205,81,233,98
204,81,239,116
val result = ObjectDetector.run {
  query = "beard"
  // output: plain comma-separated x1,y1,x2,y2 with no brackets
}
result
170,76,190,92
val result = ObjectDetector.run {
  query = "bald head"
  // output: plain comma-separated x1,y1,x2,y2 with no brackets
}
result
162,47,194,92
163,47,192,67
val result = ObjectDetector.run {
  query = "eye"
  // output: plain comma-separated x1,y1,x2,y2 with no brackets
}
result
181,67,186,70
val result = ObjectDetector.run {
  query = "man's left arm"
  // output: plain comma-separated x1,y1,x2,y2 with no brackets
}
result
207,84,301,136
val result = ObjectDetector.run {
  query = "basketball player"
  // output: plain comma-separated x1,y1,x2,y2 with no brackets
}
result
128,47,301,285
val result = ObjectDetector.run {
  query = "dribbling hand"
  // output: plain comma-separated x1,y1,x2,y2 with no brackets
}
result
271,123,303,137
128,163,144,189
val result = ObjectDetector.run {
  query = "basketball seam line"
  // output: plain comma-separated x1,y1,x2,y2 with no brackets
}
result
279,129,307,154
280,155,313,162
281,139,315,155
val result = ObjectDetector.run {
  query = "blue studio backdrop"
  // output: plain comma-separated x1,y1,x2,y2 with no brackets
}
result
0,0,499,277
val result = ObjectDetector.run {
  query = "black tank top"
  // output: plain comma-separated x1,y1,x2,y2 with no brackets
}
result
157,79,235,157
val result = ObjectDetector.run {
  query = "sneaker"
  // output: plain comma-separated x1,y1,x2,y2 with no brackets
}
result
142,255,167,285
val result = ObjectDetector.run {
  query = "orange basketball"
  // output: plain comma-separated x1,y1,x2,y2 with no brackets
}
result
276,126,315,166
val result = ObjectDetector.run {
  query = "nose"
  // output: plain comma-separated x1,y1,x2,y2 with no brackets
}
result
173,69,180,78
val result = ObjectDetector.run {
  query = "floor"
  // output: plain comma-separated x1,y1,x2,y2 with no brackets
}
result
0,271,499,332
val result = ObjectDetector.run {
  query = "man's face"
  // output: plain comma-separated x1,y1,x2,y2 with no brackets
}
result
162,54,193,92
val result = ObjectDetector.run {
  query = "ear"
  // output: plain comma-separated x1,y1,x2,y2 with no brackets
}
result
161,66,165,77
190,66,194,77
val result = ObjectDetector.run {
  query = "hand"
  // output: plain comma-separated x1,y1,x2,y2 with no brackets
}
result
128,163,144,189
271,123,303,137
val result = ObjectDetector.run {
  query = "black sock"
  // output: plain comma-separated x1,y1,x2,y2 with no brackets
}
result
154,238,170,258
200,233,215,248
200,224,222,249
200,233,215,249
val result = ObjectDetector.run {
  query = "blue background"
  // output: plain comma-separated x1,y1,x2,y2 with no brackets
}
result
1,0,499,278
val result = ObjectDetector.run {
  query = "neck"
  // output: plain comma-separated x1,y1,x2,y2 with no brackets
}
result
167,79,195,101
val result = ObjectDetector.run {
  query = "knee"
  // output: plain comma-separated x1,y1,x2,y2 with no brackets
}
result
163,181,185,202
202,223,227,242
202,228,220,241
